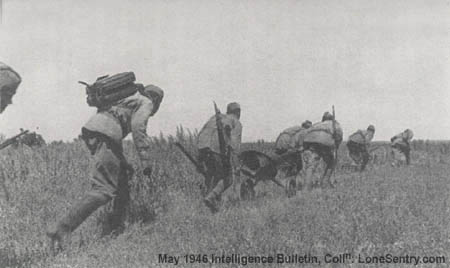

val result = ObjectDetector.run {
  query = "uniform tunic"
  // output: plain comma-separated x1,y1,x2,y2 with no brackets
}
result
82,92,156,198
347,129,374,169
197,113,242,154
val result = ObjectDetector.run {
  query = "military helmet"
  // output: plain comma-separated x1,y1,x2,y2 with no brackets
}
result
367,125,375,132
302,120,312,129
322,111,333,122
227,102,241,114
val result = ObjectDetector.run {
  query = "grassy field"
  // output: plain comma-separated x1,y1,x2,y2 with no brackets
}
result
0,130,450,267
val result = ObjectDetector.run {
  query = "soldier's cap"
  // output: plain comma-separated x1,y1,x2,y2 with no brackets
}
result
144,85,164,98
227,102,241,113
139,84,164,104
302,120,312,128
367,125,375,131
322,111,333,121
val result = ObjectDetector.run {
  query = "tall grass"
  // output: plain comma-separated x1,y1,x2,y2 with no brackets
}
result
0,130,449,267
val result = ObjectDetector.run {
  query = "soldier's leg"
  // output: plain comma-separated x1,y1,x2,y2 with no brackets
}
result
198,149,213,194
293,152,303,191
303,148,320,191
391,146,404,166
320,149,335,188
347,142,359,166
107,161,131,235
404,147,411,165
390,146,397,166
47,141,121,252
360,148,370,171
46,192,110,254
204,153,231,212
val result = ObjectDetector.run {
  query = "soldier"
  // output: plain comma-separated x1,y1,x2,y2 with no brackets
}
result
390,129,413,166
274,120,312,194
0,62,21,114
347,125,375,171
197,102,242,213
302,112,343,190
46,84,164,252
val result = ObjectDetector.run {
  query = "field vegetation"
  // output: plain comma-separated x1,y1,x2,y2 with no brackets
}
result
0,128,450,267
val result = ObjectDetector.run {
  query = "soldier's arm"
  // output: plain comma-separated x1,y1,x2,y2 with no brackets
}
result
131,99,155,169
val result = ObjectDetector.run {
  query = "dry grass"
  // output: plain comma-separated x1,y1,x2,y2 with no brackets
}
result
0,131,449,267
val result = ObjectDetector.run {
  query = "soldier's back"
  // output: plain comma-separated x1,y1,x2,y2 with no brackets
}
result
197,114,241,153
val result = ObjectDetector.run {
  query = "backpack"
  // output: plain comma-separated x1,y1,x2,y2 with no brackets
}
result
79,72,142,108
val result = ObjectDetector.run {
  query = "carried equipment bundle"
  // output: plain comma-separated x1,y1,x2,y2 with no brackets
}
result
79,72,143,108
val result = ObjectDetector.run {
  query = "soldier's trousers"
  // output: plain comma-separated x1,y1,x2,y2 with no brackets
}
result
391,144,411,166
60,134,130,235
347,141,369,171
198,148,232,197
302,142,334,190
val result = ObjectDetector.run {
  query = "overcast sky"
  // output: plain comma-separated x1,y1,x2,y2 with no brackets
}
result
0,0,449,142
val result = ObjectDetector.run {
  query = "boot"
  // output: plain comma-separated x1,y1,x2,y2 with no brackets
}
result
46,193,110,254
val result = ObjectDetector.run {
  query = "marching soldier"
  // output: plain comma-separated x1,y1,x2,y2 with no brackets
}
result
302,112,343,190
347,125,375,171
274,120,312,194
46,82,164,253
390,129,413,166
0,62,21,113
197,102,242,213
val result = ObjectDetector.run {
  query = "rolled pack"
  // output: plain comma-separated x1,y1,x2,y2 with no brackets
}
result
303,121,342,148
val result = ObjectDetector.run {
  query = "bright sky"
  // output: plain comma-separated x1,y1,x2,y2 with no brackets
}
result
0,0,449,142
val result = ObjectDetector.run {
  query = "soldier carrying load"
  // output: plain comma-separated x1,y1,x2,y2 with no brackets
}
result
347,125,375,171
390,129,413,166
302,111,343,190
47,72,164,253
274,120,312,195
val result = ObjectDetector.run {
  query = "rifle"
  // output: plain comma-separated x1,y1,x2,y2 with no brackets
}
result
0,130,29,150
174,142,208,179
332,106,338,172
213,102,232,174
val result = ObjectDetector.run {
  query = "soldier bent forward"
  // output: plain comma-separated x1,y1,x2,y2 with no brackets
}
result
274,120,312,193
46,84,164,252
347,125,375,171
391,129,413,166
302,112,343,190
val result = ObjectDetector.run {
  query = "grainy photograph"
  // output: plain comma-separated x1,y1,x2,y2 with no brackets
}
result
0,0,449,267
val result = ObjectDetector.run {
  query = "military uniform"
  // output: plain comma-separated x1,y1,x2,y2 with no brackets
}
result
47,85,163,251
391,129,413,166
302,115,343,190
197,103,242,212
347,127,374,171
